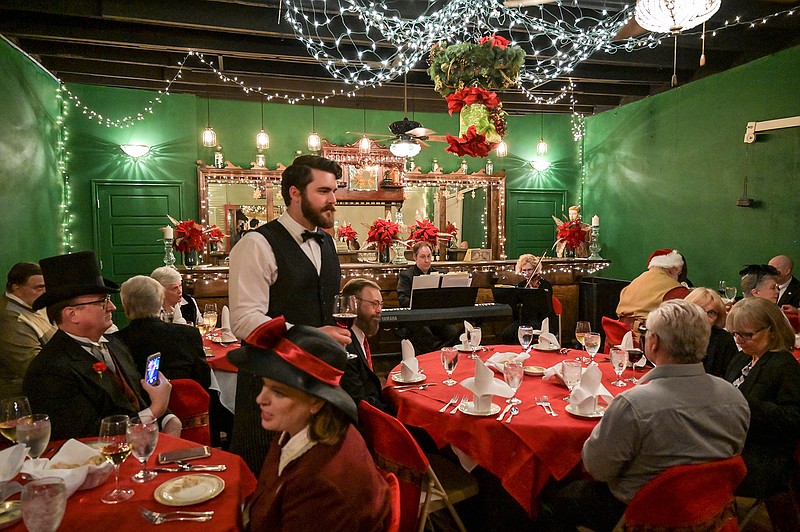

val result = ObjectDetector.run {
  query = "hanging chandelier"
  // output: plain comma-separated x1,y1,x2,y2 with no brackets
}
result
256,97,270,150
635,0,721,34
390,138,421,158
202,97,216,147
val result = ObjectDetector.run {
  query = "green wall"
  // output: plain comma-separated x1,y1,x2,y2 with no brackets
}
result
584,44,800,287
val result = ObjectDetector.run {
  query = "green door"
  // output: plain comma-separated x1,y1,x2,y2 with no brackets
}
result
506,190,567,259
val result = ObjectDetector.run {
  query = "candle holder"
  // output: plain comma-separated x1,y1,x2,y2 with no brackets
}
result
588,226,603,260
163,239,177,269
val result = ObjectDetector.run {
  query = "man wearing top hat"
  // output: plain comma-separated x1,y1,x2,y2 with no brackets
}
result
22,251,181,440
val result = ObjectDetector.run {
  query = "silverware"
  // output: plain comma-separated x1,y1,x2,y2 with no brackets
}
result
535,396,549,415
505,406,519,423
139,507,214,525
450,398,467,415
542,395,558,417
152,461,227,473
398,384,435,393
393,383,436,390
438,394,460,413
496,403,513,421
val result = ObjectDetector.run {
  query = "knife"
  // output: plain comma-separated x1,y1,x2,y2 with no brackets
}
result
496,403,513,422
392,383,437,390
152,465,227,472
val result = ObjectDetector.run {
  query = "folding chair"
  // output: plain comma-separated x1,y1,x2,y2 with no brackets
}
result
168,378,211,446
601,316,633,354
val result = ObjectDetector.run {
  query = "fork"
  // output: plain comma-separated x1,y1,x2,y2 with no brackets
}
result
542,395,558,416
535,396,549,415
438,395,459,413
139,508,214,525
450,398,467,414
397,384,434,393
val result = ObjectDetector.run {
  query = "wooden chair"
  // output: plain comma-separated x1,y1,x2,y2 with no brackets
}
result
601,316,633,354
357,401,478,532
168,379,211,446
618,455,747,531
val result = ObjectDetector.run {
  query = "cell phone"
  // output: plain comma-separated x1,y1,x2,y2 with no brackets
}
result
157,446,212,464
145,352,161,385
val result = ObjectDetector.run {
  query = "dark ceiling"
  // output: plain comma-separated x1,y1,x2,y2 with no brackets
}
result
1,0,799,116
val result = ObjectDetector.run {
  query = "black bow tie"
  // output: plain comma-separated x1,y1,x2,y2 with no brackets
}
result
301,229,326,243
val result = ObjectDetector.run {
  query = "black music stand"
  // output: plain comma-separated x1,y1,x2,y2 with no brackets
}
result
491,286,555,330
410,287,479,310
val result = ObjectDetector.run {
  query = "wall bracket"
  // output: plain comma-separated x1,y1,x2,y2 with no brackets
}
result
744,115,800,143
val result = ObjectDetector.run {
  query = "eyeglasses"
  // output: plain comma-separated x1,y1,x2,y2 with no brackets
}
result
69,295,112,310
731,327,767,340
356,297,383,310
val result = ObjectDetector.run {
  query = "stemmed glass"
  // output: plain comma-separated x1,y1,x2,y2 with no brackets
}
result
333,294,358,330
440,347,459,386
609,347,629,387
203,303,218,338
0,396,31,443
584,332,601,365
718,280,727,295
575,321,591,349
725,286,737,303
504,360,524,405
561,359,582,401
518,326,534,353
99,414,133,504
467,327,482,360
16,414,51,458
126,416,159,483
627,349,644,384
21,477,67,532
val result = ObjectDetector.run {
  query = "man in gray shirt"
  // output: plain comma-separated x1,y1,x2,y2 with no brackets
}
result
543,300,750,531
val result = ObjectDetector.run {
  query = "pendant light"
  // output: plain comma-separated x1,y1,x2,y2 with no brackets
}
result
307,96,321,152
495,140,508,157
358,93,371,155
256,96,270,150
202,96,217,147
536,108,548,156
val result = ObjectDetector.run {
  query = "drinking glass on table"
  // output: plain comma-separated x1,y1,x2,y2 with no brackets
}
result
203,304,218,336
333,294,358,329
440,347,459,386
561,359,582,401
0,395,31,443
718,280,727,295
627,349,645,384
725,286,737,302
518,325,534,353
126,415,159,483
575,321,591,349
22,477,67,532
16,414,51,458
503,360,524,405
99,414,133,503
584,332,601,365
467,327,482,360
609,347,629,387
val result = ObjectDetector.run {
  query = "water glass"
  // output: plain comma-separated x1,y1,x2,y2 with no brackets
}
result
203,303,218,335
561,359,582,401
518,326,534,353
609,347,629,387
467,327,482,360
503,360,524,405
584,332,601,365
126,416,159,483
0,395,31,443
440,347,459,386
575,321,591,349
22,477,67,532
725,286,737,302
16,414,51,459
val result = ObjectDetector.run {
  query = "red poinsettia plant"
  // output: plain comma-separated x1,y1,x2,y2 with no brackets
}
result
477,34,510,50
446,125,494,158
205,225,225,243
445,87,501,116
443,222,458,243
337,223,358,242
173,219,208,252
556,217,589,251
408,219,440,247
365,218,400,252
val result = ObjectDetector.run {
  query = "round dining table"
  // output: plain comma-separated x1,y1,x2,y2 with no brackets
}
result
383,345,637,516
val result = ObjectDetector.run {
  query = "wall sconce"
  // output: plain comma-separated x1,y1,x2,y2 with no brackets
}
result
530,159,551,172
120,144,150,158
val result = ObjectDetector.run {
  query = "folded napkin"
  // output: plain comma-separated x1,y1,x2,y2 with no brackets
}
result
215,328,238,343
221,305,231,330
0,443,27,483
536,318,560,348
22,439,113,497
460,359,513,413
619,332,647,368
485,351,530,373
569,363,613,414
400,340,422,381
543,361,586,385
460,320,478,350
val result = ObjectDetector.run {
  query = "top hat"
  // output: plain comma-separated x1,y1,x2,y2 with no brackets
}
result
228,316,357,423
32,250,119,310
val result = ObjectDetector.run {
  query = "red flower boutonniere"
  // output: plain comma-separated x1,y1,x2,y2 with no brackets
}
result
93,361,108,378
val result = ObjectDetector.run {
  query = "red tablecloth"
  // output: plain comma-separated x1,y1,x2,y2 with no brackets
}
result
8,433,256,531
384,345,634,516
204,337,239,373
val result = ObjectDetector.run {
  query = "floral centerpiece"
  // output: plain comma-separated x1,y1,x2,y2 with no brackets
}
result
365,218,401,253
552,207,590,257
408,219,440,247
444,221,458,247
173,219,208,253
206,224,226,253
337,223,358,243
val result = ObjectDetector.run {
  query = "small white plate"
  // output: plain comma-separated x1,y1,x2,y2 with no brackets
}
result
391,373,426,384
532,343,559,352
565,404,606,418
457,402,501,416
0,501,21,530
523,365,546,376
154,474,225,507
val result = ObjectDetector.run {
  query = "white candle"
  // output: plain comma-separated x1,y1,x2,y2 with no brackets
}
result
592,215,600,228
161,226,174,239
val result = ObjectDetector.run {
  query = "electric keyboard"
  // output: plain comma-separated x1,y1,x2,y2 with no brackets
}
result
379,303,512,326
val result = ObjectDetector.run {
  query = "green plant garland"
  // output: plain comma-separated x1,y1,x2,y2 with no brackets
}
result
428,41,525,98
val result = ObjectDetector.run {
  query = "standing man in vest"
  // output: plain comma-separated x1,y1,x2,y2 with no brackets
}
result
228,155,350,473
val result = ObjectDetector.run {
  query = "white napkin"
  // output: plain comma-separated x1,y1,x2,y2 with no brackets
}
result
536,318,560,348
22,439,113,497
215,328,238,343
460,359,513,413
0,443,27,483
485,351,531,373
543,362,587,385
569,364,613,414
400,340,422,381
619,332,647,368
460,320,477,349
221,306,231,330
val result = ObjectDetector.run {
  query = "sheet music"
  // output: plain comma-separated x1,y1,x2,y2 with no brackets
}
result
440,273,471,288
412,274,441,290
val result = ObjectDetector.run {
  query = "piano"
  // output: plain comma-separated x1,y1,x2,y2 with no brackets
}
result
380,303,512,326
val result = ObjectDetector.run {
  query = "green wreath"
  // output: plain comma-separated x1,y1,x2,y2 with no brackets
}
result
427,41,525,98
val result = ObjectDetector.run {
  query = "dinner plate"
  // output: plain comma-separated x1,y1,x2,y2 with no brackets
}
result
565,404,606,419
523,365,546,376
455,345,490,353
211,337,238,345
0,501,21,530
154,474,225,507
457,402,501,416
390,373,426,384
532,343,559,352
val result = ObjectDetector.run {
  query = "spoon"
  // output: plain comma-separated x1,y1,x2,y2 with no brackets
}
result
505,406,519,423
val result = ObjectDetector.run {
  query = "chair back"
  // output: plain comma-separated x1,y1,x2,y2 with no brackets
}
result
602,316,633,354
168,379,211,446
624,455,747,531
358,401,429,532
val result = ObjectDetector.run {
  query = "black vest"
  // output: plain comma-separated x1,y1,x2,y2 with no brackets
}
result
255,220,339,327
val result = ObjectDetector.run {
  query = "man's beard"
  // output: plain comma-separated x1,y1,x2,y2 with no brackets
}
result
301,192,335,229
357,316,380,337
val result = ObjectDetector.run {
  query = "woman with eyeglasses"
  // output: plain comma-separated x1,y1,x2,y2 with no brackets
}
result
685,288,737,377
724,297,800,500
740,264,781,304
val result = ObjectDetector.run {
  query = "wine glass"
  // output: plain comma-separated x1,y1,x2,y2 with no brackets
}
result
609,347,629,387
518,326,534,353
16,414,51,458
333,294,358,329
99,414,133,504
203,303,218,337
503,360,524,405
561,359,582,401
126,416,159,483
627,349,644,384
440,347,459,386
575,321,591,349
467,327,482,360
725,286,737,302
21,477,67,532
718,280,727,295
584,332,601,365
0,396,31,443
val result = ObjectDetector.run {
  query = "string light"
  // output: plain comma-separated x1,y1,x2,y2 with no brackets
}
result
56,85,73,252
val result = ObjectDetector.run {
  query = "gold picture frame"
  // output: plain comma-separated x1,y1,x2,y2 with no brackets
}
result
346,164,380,191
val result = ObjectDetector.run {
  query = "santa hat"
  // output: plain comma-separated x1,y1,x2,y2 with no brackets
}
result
648,249,683,270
